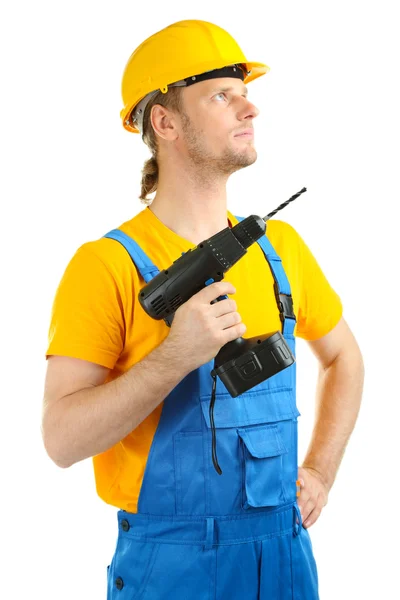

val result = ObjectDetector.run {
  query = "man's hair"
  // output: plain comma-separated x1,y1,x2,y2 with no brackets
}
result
139,87,184,204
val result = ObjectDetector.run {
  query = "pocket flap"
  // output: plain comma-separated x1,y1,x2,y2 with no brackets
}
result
237,424,288,458
200,386,300,429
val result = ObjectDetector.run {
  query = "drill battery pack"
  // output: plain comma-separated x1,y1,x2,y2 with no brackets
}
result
211,331,295,397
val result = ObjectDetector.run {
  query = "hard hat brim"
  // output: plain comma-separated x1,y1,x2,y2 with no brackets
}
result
121,61,270,134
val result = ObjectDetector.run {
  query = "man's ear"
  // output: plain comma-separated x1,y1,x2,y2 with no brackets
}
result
150,105,179,141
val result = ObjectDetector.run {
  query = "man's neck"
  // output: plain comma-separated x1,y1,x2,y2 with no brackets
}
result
149,175,230,245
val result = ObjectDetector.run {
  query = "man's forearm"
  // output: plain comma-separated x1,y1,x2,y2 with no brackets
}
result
44,339,191,469
301,349,365,491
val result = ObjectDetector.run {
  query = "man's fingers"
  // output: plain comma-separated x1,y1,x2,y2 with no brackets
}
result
296,485,310,514
300,497,315,523
197,281,236,304
296,468,328,529
303,505,322,528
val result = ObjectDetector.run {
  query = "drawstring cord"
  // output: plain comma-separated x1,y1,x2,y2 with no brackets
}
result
210,371,222,475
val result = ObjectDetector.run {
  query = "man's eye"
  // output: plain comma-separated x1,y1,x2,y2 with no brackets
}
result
214,92,227,101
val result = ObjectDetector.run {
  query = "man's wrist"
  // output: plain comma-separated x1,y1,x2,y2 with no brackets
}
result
300,463,332,492
155,336,193,380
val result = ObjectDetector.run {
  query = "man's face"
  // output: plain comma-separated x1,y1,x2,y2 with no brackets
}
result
176,76,260,176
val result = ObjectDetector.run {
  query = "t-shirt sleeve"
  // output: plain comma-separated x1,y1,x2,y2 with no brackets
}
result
284,223,343,341
45,243,125,369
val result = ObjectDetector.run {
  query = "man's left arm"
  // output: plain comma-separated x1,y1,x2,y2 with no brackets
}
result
297,315,365,528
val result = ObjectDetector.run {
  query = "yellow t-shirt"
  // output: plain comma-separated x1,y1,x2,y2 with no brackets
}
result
46,207,343,511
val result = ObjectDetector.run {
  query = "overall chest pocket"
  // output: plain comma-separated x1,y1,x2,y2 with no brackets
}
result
200,383,300,510
237,423,288,508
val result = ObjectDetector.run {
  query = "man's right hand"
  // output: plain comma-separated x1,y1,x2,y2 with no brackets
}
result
164,281,246,373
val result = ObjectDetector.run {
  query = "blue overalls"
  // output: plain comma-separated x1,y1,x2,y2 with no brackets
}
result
104,219,319,599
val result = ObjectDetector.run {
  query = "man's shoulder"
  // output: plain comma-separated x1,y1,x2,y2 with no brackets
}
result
73,209,148,269
265,219,302,256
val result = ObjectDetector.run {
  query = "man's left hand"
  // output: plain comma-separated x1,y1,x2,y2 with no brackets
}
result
296,466,329,529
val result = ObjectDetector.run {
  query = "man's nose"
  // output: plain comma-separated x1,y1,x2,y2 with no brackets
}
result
238,98,260,120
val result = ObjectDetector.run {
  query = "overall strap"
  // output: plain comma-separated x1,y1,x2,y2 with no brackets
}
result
104,221,296,336
103,229,160,283
235,216,296,336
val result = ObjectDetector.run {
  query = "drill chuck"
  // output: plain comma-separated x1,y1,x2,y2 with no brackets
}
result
231,214,266,249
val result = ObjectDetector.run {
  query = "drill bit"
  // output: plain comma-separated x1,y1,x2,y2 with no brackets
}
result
263,187,307,222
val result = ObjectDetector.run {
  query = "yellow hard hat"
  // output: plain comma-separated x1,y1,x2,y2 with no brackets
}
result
120,19,270,134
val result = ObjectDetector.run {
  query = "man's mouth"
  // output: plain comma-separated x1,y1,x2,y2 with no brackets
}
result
234,128,254,138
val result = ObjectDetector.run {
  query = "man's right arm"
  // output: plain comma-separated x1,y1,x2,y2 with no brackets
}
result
41,338,190,469
42,280,244,469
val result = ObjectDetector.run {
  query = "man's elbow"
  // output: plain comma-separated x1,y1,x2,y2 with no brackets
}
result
41,419,74,469
328,341,365,394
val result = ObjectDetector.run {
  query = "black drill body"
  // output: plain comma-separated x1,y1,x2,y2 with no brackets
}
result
138,214,266,322
138,213,295,398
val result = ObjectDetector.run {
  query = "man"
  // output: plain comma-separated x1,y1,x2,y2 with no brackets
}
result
42,19,364,599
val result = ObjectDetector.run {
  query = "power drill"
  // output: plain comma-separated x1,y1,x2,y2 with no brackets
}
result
139,187,307,473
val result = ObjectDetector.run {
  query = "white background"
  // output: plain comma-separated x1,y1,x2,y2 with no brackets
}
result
1,1,399,598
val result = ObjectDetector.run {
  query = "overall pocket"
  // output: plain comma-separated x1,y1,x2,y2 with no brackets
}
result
238,423,288,508
108,535,160,600
141,542,215,600
200,383,300,511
